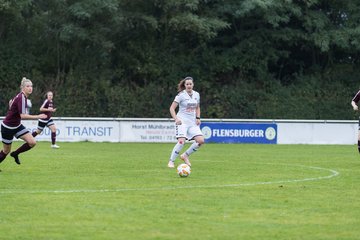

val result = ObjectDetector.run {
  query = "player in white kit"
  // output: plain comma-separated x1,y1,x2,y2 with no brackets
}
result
167,76,205,168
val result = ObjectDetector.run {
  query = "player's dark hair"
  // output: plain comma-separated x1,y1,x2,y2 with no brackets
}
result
177,76,193,92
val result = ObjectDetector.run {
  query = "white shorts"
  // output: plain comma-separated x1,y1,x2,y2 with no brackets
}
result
175,123,203,140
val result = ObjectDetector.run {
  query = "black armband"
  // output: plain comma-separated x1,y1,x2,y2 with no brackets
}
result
196,116,201,120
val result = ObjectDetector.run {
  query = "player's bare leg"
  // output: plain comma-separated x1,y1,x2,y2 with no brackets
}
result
181,135,205,166
10,133,36,165
0,144,11,163
49,125,60,149
168,138,185,168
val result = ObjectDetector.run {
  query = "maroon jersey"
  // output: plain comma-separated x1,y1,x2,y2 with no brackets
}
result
352,90,360,104
3,92,28,127
40,99,54,120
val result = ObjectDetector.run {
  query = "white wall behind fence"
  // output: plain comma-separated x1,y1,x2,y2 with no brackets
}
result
1,117,357,144
277,121,357,144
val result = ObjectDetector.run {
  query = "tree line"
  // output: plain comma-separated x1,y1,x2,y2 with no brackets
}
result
1,0,359,119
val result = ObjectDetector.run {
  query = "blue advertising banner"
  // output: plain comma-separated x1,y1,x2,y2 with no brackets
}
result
201,122,277,144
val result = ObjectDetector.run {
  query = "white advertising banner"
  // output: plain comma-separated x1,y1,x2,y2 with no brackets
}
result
1,118,357,144
22,120,120,142
119,121,177,142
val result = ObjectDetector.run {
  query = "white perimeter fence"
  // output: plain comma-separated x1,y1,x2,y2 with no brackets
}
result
0,117,358,145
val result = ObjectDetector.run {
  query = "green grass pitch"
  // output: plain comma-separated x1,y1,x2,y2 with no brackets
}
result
0,142,360,239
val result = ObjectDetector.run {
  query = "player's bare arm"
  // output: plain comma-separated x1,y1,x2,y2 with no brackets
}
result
351,100,358,111
170,101,181,125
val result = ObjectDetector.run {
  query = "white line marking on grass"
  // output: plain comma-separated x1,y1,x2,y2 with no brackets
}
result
0,164,339,194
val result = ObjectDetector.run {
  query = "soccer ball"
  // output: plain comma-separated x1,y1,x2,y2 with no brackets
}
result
177,163,191,177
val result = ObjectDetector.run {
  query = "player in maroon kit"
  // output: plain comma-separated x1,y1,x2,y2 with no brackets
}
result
351,90,360,153
0,77,47,165
32,91,60,148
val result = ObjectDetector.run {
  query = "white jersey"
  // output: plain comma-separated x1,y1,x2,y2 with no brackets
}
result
174,90,200,126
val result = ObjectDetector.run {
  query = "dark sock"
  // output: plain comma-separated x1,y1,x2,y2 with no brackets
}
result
0,150,8,163
11,143,32,165
32,131,38,137
51,132,56,145
358,141,360,153
13,143,32,155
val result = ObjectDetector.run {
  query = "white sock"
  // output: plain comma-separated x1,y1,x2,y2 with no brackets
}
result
169,142,184,161
185,142,201,156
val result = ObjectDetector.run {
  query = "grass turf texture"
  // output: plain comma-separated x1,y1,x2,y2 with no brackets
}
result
0,142,359,239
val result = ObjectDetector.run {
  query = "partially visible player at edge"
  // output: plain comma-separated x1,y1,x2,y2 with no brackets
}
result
0,77,47,165
32,91,60,149
167,76,205,168
351,90,360,153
